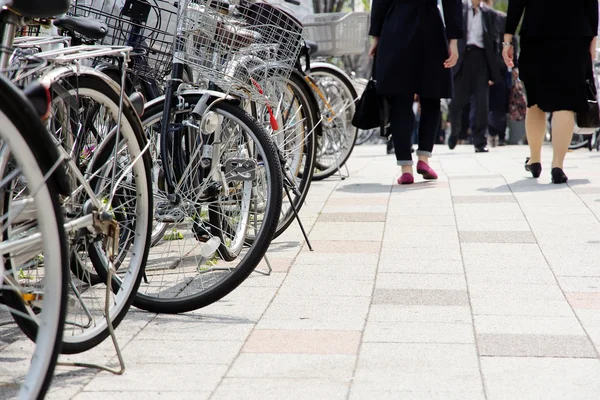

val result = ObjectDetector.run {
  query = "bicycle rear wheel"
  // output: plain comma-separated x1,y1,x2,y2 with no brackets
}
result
137,94,282,313
0,77,68,399
309,65,358,180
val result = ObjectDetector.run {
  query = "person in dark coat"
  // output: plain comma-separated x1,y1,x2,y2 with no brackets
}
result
504,0,598,183
485,0,518,147
448,0,501,153
369,0,463,184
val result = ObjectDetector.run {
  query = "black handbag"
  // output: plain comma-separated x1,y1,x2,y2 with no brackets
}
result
352,59,389,134
575,77,600,131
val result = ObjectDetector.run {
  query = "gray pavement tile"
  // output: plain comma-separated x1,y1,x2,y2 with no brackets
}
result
387,206,455,217
121,339,243,365
277,277,375,297
349,387,485,400
255,318,365,331
136,315,256,341
292,251,379,266
464,267,558,285
452,195,516,204
453,203,524,220
302,240,381,253
317,212,386,222
363,321,474,344
456,218,531,232
385,215,457,226
379,243,462,261
459,231,536,244
227,354,356,379
375,273,467,290
212,378,349,400
368,305,472,324
379,258,464,274
478,334,597,357
470,298,575,317
474,315,587,336
243,329,361,354
571,186,600,195
321,204,388,213
83,363,228,392
373,288,469,306
73,392,211,400
287,262,377,280
308,222,385,241
448,175,505,180
480,357,600,400
467,282,565,300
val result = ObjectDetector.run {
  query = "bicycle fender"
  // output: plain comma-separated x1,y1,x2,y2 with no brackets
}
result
309,62,354,83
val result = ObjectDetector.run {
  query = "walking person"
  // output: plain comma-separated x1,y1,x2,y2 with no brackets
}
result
448,0,501,153
485,0,516,147
369,0,463,184
503,0,598,183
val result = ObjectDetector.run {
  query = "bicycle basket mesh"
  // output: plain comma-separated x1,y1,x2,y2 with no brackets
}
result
301,12,369,57
69,0,176,81
177,0,303,103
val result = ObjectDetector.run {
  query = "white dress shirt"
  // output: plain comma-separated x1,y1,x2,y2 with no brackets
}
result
466,1,484,48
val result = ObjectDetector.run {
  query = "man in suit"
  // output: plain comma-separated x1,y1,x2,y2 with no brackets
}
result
448,0,501,153
485,0,518,147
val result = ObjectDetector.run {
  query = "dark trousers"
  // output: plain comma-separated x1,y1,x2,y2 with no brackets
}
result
389,95,440,165
450,47,489,148
488,70,511,140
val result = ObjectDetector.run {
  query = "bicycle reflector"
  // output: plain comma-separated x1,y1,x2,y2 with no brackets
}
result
250,78,278,131
23,80,51,120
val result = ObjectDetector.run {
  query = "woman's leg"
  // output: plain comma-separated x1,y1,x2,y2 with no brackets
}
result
389,95,415,175
416,97,441,164
525,105,546,163
550,110,575,169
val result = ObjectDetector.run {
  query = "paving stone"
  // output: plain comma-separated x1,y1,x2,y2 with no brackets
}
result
385,215,457,226
452,195,516,204
481,357,600,399
317,212,387,222
227,354,356,379
309,222,385,241
368,305,472,324
302,240,381,253
478,333,597,357
459,231,536,244
121,339,243,364
349,387,485,400
456,218,531,232
474,315,587,336
73,392,210,400
565,293,600,309
83,363,228,392
375,273,467,290
212,378,349,400
277,276,375,297
373,288,470,306
243,330,361,354
363,321,474,344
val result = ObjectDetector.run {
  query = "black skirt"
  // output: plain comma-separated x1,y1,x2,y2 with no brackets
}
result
518,37,593,113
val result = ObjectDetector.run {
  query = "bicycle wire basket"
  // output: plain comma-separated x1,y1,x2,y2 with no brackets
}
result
69,0,176,81
177,0,303,103
300,12,368,57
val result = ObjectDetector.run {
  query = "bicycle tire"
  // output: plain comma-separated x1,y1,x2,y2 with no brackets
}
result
355,128,376,146
569,133,590,150
21,72,152,354
0,75,68,399
136,95,282,313
249,70,318,239
309,66,358,180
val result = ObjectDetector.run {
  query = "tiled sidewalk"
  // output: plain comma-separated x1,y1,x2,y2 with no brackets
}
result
49,144,600,399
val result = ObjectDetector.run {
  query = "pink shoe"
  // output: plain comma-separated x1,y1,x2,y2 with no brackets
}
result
397,173,414,185
416,161,438,180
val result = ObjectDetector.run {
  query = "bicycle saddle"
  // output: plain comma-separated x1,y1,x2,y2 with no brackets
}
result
10,0,69,18
304,39,319,56
53,16,109,41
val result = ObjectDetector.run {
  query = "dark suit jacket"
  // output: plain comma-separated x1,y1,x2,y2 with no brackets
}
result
369,0,463,98
489,9,518,75
453,3,501,83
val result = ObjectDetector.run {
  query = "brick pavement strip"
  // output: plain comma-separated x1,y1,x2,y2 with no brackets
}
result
45,145,600,398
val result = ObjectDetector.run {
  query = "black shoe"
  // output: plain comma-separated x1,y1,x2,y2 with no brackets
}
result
448,136,458,150
475,145,489,153
524,157,542,178
551,167,568,184
498,139,507,147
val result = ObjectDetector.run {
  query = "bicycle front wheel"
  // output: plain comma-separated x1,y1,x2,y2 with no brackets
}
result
0,76,68,399
137,94,282,313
